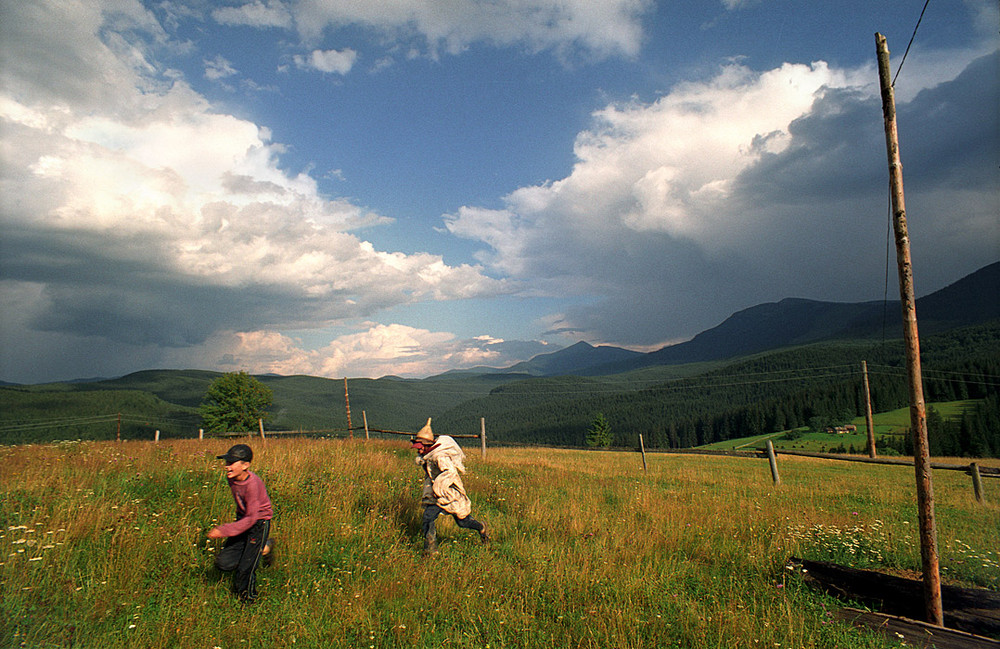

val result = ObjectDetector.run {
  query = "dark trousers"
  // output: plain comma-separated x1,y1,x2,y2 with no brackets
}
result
421,505,483,538
216,519,270,603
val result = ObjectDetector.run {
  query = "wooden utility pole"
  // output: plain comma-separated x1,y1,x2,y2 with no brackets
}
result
116,412,121,443
344,378,353,439
862,361,877,458
765,440,781,486
876,32,942,626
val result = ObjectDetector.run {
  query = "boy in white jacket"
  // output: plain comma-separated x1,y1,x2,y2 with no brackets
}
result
411,418,488,554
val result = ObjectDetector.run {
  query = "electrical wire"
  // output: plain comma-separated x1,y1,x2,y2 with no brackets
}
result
892,0,932,87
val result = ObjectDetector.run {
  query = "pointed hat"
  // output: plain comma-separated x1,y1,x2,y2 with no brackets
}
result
415,418,434,443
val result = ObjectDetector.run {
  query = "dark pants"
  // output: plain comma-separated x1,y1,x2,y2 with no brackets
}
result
216,519,270,603
421,504,483,538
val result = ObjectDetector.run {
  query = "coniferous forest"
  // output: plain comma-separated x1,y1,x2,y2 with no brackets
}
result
433,323,1000,456
2,323,998,457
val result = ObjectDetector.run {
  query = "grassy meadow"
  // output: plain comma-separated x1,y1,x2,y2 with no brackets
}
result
1,438,998,649
700,400,982,454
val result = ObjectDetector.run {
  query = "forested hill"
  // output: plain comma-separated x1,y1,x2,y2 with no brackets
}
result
4,322,997,455
1,263,997,451
434,323,1000,455
507,261,1000,376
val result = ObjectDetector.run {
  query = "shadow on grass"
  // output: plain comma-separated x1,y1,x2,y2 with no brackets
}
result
393,491,423,541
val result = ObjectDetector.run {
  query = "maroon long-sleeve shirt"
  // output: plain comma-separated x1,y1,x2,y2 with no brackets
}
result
215,470,273,538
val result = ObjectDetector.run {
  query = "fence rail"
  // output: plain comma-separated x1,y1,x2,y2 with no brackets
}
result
771,448,1000,476
218,414,490,457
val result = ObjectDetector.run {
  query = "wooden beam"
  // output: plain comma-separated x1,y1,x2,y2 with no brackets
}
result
837,608,1000,649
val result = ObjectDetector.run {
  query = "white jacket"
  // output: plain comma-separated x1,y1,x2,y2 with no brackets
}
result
416,435,472,518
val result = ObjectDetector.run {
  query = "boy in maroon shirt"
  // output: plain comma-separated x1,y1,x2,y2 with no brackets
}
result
207,443,273,603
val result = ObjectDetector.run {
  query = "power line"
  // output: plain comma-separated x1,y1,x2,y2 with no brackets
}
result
892,0,932,87
0,412,199,434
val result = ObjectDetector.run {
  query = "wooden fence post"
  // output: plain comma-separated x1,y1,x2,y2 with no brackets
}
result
259,418,265,440
639,434,648,472
344,378,353,440
862,360,877,458
766,440,780,486
480,417,487,459
363,411,369,441
199,428,204,440
970,463,985,503
154,429,160,443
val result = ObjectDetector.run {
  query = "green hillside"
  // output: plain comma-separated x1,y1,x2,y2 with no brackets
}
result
0,387,201,444
435,324,1000,453
0,371,521,444
2,323,998,456
701,400,982,454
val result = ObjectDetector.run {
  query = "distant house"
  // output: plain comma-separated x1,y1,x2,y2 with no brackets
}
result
824,425,857,435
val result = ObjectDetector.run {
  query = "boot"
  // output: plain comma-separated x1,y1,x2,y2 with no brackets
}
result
424,531,439,556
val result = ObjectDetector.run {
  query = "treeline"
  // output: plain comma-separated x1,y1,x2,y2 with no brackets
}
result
0,388,201,444
4,323,998,455
0,371,512,444
879,394,1000,457
435,324,1000,457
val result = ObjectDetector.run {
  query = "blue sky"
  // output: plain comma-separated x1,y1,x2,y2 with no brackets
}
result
1,0,997,383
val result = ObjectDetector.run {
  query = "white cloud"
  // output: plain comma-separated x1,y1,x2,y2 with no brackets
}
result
204,55,238,80
294,48,358,74
446,51,999,346
290,0,650,59
160,324,546,378
212,0,293,29
0,0,503,355
448,60,861,273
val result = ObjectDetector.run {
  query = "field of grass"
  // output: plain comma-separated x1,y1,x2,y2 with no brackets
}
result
847,401,979,435
700,400,982,454
2,438,998,648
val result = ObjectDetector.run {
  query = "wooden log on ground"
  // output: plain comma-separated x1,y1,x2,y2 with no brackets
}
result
792,558,1000,638
836,608,1000,649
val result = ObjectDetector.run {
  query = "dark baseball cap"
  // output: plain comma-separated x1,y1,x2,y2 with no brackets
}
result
217,444,253,464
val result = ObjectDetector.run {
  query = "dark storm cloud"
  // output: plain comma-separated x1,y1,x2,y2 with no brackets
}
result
1,226,356,347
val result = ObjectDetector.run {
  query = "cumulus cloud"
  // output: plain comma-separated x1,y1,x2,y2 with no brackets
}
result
293,48,358,74
210,0,650,74
212,0,293,29
0,1,503,370
268,0,650,59
446,51,999,347
155,324,552,379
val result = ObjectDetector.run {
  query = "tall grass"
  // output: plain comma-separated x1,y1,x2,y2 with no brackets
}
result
1,439,997,648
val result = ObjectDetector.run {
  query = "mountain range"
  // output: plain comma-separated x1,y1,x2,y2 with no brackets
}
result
2,262,996,389
2,262,997,446
445,261,999,378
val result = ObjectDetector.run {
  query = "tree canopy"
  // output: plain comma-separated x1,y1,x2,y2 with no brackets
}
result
585,412,612,448
200,371,273,434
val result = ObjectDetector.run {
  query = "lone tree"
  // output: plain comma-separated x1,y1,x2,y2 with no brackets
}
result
200,371,273,435
585,412,612,448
